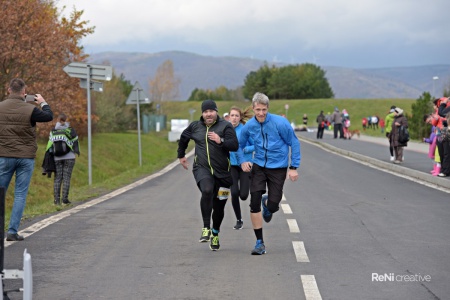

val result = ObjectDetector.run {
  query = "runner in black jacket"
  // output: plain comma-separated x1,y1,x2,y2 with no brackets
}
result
177,100,239,251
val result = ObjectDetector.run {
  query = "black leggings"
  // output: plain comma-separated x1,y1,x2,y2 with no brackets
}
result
198,177,228,231
387,133,394,156
230,166,250,220
440,140,450,175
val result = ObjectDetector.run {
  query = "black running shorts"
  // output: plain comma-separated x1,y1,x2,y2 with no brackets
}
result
250,164,287,205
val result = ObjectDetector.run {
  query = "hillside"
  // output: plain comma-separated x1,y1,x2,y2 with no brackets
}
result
88,51,450,100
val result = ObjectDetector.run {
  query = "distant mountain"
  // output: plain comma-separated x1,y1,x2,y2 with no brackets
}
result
88,51,450,100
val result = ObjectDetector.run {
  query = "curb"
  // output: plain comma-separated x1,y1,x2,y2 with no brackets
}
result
298,135,450,190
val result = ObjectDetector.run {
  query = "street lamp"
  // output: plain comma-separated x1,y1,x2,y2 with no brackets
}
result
433,76,439,97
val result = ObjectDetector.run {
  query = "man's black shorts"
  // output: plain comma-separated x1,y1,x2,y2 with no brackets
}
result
250,163,287,204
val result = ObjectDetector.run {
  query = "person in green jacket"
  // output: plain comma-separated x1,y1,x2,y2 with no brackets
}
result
385,105,396,161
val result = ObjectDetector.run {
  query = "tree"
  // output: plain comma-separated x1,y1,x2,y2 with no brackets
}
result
92,73,135,133
187,86,245,101
187,88,210,101
0,0,94,137
294,64,334,99
242,63,274,99
409,92,433,140
149,60,180,102
268,65,297,99
243,63,333,100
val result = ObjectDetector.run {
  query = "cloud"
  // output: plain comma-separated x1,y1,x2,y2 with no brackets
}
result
57,0,450,67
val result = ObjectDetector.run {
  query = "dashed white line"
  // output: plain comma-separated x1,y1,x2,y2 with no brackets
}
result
292,241,310,262
281,203,293,214
301,275,322,300
283,197,321,299
287,219,300,233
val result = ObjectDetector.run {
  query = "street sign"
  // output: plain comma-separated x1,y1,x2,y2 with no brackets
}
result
79,79,104,92
63,62,112,81
63,62,113,185
126,82,150,105
127,82,151,167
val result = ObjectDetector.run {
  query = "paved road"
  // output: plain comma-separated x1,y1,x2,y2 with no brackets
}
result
298,130,450,190
3,134,450,299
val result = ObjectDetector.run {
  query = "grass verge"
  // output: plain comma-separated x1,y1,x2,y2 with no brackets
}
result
4,131,192,227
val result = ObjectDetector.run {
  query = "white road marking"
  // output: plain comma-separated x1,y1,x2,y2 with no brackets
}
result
287,219,300,233
292,241,310,262
301,275,322,300
281,193,286,201
4,156,186,247
281,203,293,214
300,138,450,194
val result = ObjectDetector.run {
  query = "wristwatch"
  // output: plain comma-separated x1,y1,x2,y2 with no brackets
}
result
289,166,297,170
220,138,224,144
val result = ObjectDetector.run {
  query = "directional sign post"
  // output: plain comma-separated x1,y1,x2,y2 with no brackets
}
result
126,82,150,166
64,62,112,185
79,79,104,92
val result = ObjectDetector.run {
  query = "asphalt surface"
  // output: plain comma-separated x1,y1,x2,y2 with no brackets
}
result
297,129,450,190
2,130,450,300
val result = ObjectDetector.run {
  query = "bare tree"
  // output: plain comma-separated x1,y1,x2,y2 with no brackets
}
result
149,60,180,103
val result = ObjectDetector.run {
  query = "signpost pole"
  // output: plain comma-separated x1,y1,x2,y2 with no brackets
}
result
137,88,142,166
126,82,150,167
87,66,93,185
63,62,112,185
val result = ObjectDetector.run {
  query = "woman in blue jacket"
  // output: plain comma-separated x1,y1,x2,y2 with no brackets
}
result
228,106,254,230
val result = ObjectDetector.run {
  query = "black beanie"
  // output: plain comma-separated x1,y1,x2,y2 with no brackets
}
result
201,100,218,112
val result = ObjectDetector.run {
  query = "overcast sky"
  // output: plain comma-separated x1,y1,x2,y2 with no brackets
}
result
57,0,450,69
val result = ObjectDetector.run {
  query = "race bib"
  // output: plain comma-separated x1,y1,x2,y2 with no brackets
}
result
217,187,230,200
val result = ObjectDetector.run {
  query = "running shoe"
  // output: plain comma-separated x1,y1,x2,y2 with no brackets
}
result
199,227,211,243
210,235,220,251
261,194,272,223
251,239,266,255
233,220,243,230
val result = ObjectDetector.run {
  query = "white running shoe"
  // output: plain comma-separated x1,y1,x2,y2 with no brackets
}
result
390,156,395,161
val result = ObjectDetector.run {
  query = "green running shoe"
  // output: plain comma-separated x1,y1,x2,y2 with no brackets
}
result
199,227,211,243
209,235,220,251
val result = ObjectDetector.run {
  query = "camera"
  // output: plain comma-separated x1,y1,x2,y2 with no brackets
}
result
25,94,37,103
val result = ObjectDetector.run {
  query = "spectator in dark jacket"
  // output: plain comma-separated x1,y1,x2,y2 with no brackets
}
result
177,100,239,251
331,107,344,139
316,111,326,139
391,107,408,164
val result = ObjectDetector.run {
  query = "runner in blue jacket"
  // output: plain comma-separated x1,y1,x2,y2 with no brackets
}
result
228,106,254,230
238,92,301,255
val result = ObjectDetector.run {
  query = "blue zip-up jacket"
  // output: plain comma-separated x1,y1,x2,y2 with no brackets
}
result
230,123,254,166
238,113,301,169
